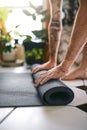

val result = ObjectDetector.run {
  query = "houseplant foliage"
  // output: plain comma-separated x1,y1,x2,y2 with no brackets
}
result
0,29,12,53
0,24,21,62
0,24,21,53
23,1,50,24
23,35,45,65
22,2,50,65
23,1,49,41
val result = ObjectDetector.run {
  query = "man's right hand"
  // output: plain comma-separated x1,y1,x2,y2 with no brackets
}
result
32,60,56,74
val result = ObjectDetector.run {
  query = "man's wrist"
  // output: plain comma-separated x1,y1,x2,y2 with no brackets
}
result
60,59,73,72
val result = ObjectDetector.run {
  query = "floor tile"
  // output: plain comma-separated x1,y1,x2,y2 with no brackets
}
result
68,87,87,106
0,106,87,130
0,66,30,73
62,80,83,87
84,80,87,86
0,108,15,124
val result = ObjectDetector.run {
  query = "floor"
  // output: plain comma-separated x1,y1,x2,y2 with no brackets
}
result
0,65,87,130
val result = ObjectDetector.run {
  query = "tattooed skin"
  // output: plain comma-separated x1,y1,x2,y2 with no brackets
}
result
49,0,63,61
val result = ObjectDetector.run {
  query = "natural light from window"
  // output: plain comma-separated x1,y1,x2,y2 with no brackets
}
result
0,0,43,43
0,0,43,7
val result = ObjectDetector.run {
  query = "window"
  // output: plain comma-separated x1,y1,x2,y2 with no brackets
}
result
0,0,43,41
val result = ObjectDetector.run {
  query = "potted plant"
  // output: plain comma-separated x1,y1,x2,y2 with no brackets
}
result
22,2,50,65
0,29,17,62
22,35,45,65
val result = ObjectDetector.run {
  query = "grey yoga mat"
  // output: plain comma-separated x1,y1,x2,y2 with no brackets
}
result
0,64,74,107
31,64,74,105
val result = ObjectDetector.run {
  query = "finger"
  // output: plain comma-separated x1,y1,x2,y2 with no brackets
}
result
36,73,51,85
40,73,54,85
32,66,41,73
35,74,45,84
34,72,48,87
40,77,50,85
34,76,45,87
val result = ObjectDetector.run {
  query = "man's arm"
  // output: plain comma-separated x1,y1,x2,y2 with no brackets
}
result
48,0,63,63
32,0,63,73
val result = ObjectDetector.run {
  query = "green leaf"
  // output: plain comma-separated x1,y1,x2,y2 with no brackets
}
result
32,29,48,42
23,35,32,43
23,9,32,16
36,6,43,14
32,14,36,20
29,1,37,10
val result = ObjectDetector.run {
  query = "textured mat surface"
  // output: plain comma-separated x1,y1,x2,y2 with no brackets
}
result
0,72,42,107
0,65,87,110
0,71,74,107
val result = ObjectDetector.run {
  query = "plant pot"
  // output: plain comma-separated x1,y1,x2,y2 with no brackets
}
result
23,41,46,65
3,50,17,62
23,40,45,51
26,57,43,65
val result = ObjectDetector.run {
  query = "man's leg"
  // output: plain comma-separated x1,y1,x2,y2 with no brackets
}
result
64,43,87,80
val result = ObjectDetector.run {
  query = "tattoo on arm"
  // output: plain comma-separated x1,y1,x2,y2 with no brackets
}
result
49,0,62,58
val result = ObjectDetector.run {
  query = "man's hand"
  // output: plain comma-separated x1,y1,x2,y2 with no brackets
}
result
34,65,68,87
32,61,56,74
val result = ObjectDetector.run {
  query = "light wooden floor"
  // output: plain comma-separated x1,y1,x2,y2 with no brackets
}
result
0,65,87,130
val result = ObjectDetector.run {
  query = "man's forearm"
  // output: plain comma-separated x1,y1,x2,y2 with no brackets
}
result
48,0,63,63
61,2,87,72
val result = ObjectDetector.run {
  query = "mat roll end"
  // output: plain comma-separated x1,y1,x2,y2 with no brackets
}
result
31,64,74,106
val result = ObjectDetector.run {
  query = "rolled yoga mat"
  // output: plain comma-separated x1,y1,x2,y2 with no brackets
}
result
0,64,75,107
31,64,74,105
